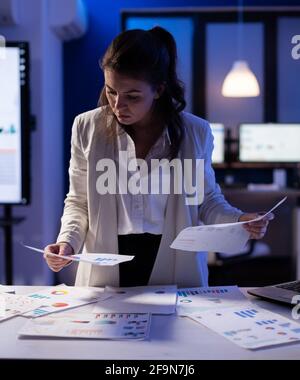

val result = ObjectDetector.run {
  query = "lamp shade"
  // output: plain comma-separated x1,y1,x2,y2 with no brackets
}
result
222,60,260,97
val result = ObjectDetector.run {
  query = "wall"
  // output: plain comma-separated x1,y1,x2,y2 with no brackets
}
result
64,0,300,192
206,22,264,132
0,0,63,284
278,17,300,122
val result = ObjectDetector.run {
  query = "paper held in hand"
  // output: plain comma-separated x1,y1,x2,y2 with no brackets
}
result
23,244,134,266
170,196,287,254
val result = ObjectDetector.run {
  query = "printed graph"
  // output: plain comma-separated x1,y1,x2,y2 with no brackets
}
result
51,290,68,295
234,309,258,318
178,288,229,297
256,319,278,326
29,294,51,300
31,308,49,316
94,258,118,262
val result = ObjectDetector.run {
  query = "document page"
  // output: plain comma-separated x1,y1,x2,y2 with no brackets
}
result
19,312,151,340
23,245,134,266
189,303,300,349
93,285,177,315
171,197,286,254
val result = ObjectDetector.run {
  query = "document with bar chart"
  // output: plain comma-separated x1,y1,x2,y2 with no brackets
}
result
189,304,300,349
18,312,151,340
176,286,247,316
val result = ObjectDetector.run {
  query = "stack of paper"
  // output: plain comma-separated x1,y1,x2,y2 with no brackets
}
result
18,312,151,340
93,285,178,315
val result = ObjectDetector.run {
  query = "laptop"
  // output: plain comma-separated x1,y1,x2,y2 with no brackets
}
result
248,280,300,305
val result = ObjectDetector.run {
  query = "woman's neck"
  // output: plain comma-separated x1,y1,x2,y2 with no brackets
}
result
121,114,165,160
125,114,164,145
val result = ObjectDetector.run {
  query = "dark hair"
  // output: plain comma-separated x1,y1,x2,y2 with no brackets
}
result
98,26,186,159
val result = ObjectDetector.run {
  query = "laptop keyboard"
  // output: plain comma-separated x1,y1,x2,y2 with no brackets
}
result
276,281,300,292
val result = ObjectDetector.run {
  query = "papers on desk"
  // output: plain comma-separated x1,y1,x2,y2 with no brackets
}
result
176,285,300,349
22,285,110,318
176,286,247,316
23,244,135,266
17,285,176,340
4,283,299,347
171,197,287,254
0,294,42,321
92,285,177,315
18,312,151,340
189,303,300,349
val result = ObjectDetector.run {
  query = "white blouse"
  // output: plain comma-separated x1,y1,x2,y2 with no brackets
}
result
115,125,171,235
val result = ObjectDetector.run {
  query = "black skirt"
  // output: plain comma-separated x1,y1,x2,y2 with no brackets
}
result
118,233,162,287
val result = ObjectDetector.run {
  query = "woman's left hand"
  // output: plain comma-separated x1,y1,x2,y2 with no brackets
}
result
239,212,275,239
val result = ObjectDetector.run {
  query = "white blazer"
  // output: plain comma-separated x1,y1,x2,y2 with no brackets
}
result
57,106,243,287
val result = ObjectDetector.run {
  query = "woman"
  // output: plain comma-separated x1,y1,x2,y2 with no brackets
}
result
44,27,273,287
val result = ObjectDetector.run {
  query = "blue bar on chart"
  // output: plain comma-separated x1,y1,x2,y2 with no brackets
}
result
29,294,51,300
256,319,277,325
178,288,229,297
234,309,258,318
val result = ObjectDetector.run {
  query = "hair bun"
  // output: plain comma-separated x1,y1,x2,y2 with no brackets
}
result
149,26,174,47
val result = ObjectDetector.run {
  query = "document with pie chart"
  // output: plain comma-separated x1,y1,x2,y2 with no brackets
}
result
22,285,110,318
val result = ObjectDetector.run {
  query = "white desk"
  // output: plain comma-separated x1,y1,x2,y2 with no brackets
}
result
1,286,300,360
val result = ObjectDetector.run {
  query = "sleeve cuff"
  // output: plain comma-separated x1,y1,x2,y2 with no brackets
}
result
56,233,83,255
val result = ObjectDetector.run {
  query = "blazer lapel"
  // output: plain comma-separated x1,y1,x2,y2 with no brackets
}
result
88,115,120,286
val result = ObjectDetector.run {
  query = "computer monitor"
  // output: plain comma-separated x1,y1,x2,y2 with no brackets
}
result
210,123,225,164
239,123,300,163
0,42,30,204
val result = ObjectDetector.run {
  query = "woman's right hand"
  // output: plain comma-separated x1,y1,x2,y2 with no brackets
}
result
43,242,74,272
